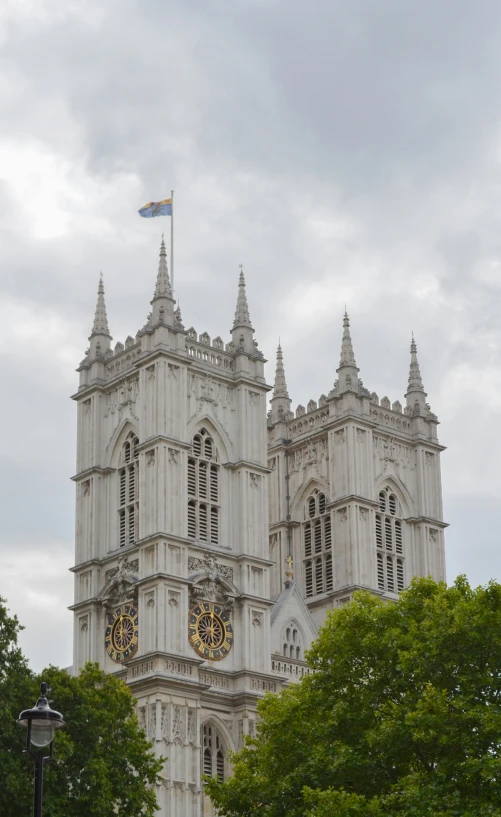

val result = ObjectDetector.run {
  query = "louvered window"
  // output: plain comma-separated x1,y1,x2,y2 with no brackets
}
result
202,724,226,782
375,488,405,593
303,490,333,598
118,432,139,548
187,429,220,544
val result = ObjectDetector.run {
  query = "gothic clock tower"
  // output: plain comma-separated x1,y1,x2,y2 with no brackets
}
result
71,243,281,817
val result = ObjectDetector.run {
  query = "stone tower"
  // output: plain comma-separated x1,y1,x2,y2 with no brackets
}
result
71,246,446,816
267,312,446,627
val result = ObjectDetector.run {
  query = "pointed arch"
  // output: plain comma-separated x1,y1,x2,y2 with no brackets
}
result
281,618,305,660
374,478,409,595
290,476,330,517
105,418,139,468
200,716,234,784
374,474,414,518
187,415,232,464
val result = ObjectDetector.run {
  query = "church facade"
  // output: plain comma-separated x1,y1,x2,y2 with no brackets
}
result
70,240,446,816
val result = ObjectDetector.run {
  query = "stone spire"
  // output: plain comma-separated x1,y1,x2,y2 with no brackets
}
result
233,266,252,329
231,265,255,355
150,236,175,327
335,310,359,393
153,235,172,299
91,274,111,337
273,342,289,398
270,341,292,423
88,274,111,358
405,334,427,414
339,309,357,368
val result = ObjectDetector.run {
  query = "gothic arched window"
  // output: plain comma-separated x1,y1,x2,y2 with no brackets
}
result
375,487,405,593
282,622,303,660
202,723,225,782
303,489,333,598
188,428,219,544
118,432,139,548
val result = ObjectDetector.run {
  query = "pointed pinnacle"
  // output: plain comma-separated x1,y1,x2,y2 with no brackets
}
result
153,235,172,299
273,342,289,399
91,273,111,336
407,335,425,393
338,310,357,368
233,267,252,328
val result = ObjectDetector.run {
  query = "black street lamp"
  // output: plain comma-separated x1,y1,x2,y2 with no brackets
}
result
17,681,65,817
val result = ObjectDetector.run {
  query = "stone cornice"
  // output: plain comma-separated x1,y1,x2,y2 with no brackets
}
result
406,516,449,528
71,465,115,482
222,460,271,474
327,495,379,510
136,435,191,452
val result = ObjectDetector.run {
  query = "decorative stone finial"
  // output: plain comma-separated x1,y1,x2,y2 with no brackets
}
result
285,554,294,586
339,310,357,368
273,342,289,399
153,235,172,300
90,273,111,338
233,265,252,328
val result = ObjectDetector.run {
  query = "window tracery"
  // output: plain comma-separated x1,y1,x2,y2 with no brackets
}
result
188,428,219,544
202,723,225,782
303,489,333,598
118,432,139,548
375,487,405,593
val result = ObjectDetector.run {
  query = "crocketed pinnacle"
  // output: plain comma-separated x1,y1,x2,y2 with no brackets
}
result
338,310,357,368
233,267,252,328
407,334,425,393
90,274,111,337
273,342,289,398
152,236,172,299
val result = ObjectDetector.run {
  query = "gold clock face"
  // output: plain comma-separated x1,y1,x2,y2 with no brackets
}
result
188,602,233,661
105,604,138,663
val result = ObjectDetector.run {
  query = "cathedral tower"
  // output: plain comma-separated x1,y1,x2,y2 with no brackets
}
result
267,314,446,628
71,251,446,817
71,247,309,817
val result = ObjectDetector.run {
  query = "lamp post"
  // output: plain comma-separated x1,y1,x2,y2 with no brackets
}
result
17,681,65,817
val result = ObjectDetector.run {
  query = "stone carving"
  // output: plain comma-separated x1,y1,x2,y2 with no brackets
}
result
356,428,366,442
145,591,155,608
188,553,237,610
105,556,139,583
80,615,88,632
168,363,179,380
359,507,369,521
168,448,179,465
146,364,155,381
429,528,438,543
83,399,91,415
83,480,91,497
172,706,184,744
188,553,233,582
249,473,260,489
187,709,196,745
338,508,348,523
146,450,155,467
101,555,139,608
252,611,263,627
373,435,415,479
105,376,139,421
335,429,345,445
268,457,276,471
249,391,259,407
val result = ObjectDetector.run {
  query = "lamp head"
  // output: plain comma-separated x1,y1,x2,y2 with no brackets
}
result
17,682,64,748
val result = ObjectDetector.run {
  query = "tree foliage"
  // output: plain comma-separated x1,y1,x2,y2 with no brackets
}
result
0,596,163,817
206,577,501,817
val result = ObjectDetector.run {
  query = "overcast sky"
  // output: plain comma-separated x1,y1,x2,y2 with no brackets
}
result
1,0,501,672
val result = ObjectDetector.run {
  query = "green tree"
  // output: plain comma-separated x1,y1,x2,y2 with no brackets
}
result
206,577,501,817
0,596,35,816
41,663,164,817
0,596,163,817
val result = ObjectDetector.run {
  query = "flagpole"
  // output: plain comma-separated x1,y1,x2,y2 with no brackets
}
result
170,189,174,296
